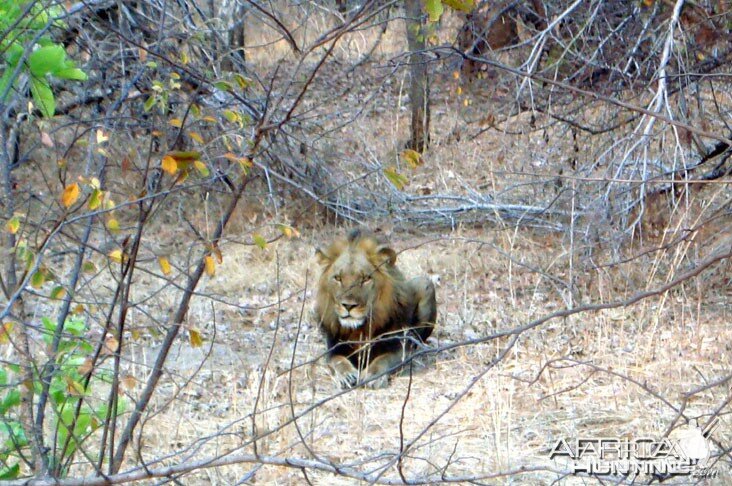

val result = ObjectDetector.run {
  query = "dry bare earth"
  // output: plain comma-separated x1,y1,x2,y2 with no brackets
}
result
122,221,730,484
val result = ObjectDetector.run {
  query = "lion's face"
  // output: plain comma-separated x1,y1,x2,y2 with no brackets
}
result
316,233,396,330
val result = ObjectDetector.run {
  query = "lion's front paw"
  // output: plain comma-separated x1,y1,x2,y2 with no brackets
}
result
336,370,358,389
364,374,389,389
329,356,358,389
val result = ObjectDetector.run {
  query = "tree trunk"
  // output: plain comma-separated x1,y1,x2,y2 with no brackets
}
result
404,0,430,152
226,1,247,69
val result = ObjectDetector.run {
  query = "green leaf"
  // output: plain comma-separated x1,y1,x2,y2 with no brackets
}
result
0,69,14,102
424,0,444,22
28,45,66,77
214,80,233,92
64,316,87,336
41,317,56,345
54,68,87,81
82,261,97,274
30,78,55,117
0,389,21,414
3,42,24,66
0,463,20,480
30,270,46,289
143,96,156,112
253,233,267,250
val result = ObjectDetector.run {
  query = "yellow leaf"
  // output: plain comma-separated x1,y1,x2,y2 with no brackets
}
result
400,149,424,168
223,110,240,124
277,224,300,239
72,304,85,315
61,183,80,208
161,155,178,175
96,129,108,144
204,255,215,276
384,167,408,190
169,118,183,127
188,131,204,144
65,376,86,396
88,189,103,210
109,249,124,263
90,177,101,189
107,218,120,233
189,328,203,348
442,0,474,12
234,74,251,89
202,116,217,123
0,322,14,345
6,216,20,235
50,286,66,299
158,256,172,275
193,160,210,176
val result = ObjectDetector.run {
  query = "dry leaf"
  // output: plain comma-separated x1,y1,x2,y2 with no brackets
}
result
103,335,119,355
41,132,54,148
61,183,80,208
78,358,93,375
204,255,215,276
189,328,203,347
158,256,172,275
161,155,178,175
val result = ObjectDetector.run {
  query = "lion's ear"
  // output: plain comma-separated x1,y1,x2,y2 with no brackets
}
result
315,248,331,266
375,245,397,267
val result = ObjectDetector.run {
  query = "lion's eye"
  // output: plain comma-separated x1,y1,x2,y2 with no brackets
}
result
362,276,372,285
333,275,342,283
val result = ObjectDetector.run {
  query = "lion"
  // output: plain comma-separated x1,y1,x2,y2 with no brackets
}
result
314,229,437,389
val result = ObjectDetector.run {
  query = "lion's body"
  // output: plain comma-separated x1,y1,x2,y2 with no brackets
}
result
314,229,436,388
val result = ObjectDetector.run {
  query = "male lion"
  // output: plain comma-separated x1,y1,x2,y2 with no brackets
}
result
315,229,437,389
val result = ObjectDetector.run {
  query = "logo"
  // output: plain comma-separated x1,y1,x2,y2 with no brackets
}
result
548,419,719,479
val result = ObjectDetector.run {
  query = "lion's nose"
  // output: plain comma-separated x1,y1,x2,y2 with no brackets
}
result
342,303,357,312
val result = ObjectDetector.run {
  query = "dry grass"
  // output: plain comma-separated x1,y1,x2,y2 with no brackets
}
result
102,8,732,483
117,214,730,484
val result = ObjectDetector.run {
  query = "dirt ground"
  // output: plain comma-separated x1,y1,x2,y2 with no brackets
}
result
115,218,730,484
